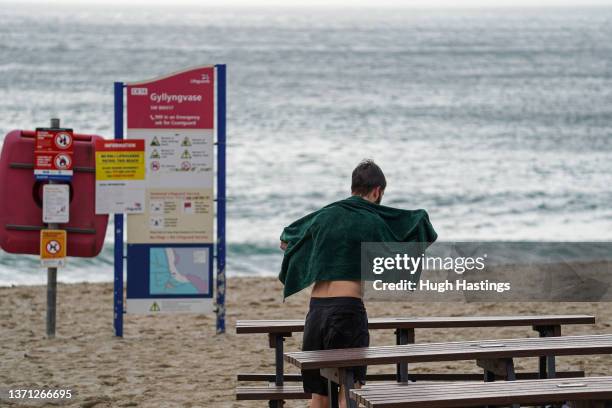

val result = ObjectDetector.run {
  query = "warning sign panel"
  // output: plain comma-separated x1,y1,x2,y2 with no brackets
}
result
95,139,146,214
127,188,214,243
126,298,213,314
42,184,70,224
95,140,146,180
34,129,74,181
126,66,215,244
125,66,216,315
40,229,67,267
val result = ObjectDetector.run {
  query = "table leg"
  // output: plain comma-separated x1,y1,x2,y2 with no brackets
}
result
328,379,339,408
547,354,557,379
269,334,286,408
479,357,517,381
535,325,562,408
503,358,516,381
534,325,560,379
505,359,520,408
340,368,357,408
538,354,547,379
395,328,414,382
483,370,495,408
273,334,285,386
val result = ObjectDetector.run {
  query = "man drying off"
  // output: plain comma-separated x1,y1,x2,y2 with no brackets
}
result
279,160,437,408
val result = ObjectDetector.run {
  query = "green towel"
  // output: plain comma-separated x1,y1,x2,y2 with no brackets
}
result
279,195,438,298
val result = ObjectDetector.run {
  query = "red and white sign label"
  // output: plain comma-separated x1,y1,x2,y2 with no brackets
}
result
34,129,74,179
127,66,214,130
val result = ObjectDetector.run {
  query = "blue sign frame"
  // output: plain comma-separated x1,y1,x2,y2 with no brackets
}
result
113,64,227,336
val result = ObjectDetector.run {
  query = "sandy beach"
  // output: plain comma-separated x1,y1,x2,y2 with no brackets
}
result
0,277,610,407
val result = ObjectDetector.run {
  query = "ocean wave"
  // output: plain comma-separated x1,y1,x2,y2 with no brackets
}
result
1,5,612,285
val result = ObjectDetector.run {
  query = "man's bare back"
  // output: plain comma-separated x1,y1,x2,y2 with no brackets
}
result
311,280,361,298
279,243,362,298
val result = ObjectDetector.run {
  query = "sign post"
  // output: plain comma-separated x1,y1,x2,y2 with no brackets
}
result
216,64,226,334
112,65,226,336
46,244,57,338
36,117,73,338
113,82,125,338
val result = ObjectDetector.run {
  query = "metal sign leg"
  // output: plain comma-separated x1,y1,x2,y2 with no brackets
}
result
215,64,227,334
46,267,57,337
113,81,125,338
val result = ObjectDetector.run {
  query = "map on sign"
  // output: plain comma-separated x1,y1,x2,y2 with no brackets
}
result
149,247,210,295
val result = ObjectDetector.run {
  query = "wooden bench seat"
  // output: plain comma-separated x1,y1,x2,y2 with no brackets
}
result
285,334,612,370
236,315,595,334
351,377,612,407
236,385,310,401
285,334,612,408
237,370,585,383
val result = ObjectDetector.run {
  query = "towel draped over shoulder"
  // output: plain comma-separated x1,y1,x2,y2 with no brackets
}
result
279,195,437,298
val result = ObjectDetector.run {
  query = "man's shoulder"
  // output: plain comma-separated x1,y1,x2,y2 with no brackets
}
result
315,203,385,235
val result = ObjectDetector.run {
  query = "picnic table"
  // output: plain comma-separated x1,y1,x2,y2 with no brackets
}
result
285,333,612,408
236,315,594,406
350,377,612,407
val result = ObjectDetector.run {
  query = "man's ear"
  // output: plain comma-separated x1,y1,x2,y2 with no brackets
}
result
374,186,384,204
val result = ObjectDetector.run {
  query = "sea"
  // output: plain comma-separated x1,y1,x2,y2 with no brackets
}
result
0,3,611,285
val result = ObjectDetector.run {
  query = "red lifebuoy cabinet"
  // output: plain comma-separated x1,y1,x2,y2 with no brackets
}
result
0,129,108,257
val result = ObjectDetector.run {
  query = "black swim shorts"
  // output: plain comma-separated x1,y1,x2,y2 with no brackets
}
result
301,296,369,396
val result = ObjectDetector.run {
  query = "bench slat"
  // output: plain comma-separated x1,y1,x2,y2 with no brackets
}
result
351,377,612,407
236,385,310,400
236,315,595,334
285,334,612,370
237,370,585,382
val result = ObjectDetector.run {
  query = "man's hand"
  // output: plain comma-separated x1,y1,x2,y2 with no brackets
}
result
280,241,288,251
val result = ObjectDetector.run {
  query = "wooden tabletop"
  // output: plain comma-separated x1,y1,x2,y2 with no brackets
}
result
285,334,612,370
350,376,612,408
236,315,595,334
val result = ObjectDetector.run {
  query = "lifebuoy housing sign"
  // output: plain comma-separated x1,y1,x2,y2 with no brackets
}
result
34,128,74,180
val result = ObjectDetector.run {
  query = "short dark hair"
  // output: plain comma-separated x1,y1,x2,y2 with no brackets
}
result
351,159,386,196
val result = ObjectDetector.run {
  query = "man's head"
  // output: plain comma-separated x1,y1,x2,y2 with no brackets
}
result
351,159,386,204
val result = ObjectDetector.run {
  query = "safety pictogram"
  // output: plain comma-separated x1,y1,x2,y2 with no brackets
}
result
46,240,61,254
54,132,73,150
40,229,67,267
54,154,72,169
